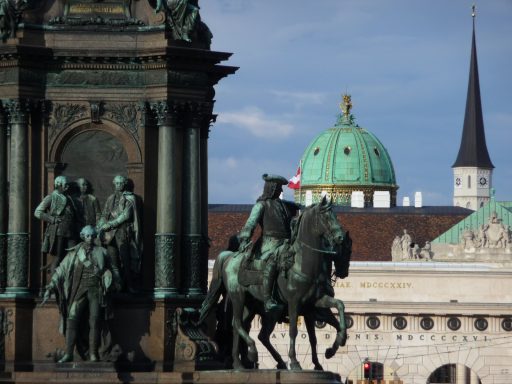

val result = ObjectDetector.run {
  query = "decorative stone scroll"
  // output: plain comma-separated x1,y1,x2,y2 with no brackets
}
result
169,307,219,372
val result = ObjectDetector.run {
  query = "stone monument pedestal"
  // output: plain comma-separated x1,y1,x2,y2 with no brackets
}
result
0,370,342,384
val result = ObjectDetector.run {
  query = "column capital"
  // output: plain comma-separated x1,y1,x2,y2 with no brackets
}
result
44,162,67,174
150,100,186,127
188,101,214,129
4,99,31,125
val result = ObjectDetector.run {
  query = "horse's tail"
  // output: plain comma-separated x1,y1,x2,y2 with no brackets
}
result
197,250,231,325
334,230,352,279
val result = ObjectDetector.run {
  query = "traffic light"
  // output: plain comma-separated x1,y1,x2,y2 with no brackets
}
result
363,361,372,379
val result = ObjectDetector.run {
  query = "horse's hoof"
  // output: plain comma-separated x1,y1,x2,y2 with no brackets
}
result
325,348,335,359
314,363,324,371
233,361,244,371
276,362,287,370
290,361,302,371
247,346,258,363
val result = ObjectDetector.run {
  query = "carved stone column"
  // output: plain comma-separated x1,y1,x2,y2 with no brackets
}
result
152,101,181,298
5,99,30,294
0,104,7,291
183,103,207,296
200,112,214,282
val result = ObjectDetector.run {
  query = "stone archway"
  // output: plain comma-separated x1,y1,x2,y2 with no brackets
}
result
427,364,482,384
60,129,128,205
48,120,144,203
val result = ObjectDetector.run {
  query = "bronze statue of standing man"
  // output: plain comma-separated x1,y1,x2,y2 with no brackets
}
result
35,176,80,272
75,178,101,227
239,174,299,312
98,175,142,293
43,225,120,363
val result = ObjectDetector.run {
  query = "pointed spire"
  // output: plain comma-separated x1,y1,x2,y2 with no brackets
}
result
453,5,494,169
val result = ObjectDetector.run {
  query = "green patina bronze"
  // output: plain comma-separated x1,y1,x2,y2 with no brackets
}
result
42,225,121,363
297,94,398,206
199,188,352,371
155,0,212,47
98,175,143,294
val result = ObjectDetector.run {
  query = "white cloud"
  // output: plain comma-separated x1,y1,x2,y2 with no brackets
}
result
270,90,327,108
217,107,294,139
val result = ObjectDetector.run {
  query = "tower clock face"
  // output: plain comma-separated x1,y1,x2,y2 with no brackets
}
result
479,177,487,186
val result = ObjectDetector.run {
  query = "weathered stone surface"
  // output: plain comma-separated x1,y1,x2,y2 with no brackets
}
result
1,370,342,384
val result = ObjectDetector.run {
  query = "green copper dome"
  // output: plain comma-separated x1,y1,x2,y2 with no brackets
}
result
295,95,398,206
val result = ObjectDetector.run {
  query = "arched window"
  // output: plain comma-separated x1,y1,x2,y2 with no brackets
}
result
428,364,481,384
468,175,471,189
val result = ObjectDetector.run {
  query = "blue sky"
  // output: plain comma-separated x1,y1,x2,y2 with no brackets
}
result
201,1,512,205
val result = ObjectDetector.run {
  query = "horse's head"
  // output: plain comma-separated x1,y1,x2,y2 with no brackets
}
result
312,196,344,248
298,196,351,279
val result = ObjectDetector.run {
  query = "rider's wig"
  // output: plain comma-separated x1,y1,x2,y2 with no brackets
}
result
80,225,98,240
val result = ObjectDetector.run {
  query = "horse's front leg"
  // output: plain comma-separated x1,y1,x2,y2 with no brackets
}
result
258,314,287,369
288,302,302,370
315,295,347,358
231,295,258,369
304,313,323,370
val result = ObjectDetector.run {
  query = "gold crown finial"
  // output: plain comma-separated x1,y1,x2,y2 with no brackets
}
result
340,94,352,116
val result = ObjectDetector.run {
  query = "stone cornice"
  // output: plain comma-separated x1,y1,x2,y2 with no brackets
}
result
345,300,512,314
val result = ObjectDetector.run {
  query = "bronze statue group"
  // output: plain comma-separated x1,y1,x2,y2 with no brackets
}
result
37,172,351,369
37,175,142,363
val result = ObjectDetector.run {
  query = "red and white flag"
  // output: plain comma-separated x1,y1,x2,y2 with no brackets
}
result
288,165,301,189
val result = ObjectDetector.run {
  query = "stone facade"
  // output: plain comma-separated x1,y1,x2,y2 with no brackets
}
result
215,262,512,383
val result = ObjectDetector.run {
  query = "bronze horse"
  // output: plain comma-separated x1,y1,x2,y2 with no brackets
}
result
200,197,350,370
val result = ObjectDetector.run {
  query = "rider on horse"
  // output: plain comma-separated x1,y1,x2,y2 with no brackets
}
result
239,174,299,312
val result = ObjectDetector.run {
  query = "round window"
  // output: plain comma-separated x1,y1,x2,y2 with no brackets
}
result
366,316,380,330
447,317,461,331
315,321,326,329
474,317,488,332
345,315,354,329
344,146,351,155
393,316,407,330
502,317,512,332
420,317,434,331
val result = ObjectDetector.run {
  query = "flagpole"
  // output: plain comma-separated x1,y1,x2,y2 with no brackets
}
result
299,159,303,207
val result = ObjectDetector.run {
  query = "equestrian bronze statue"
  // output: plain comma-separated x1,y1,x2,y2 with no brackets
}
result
199,196,351,370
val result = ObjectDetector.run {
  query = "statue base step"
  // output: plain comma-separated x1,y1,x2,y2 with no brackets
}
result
0,370,341,384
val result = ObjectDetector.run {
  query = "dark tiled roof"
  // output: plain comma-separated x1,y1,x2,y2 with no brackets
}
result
207,204,471,262
208,204,472,216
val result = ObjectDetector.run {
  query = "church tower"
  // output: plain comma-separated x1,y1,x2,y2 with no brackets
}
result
453,7,494,210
